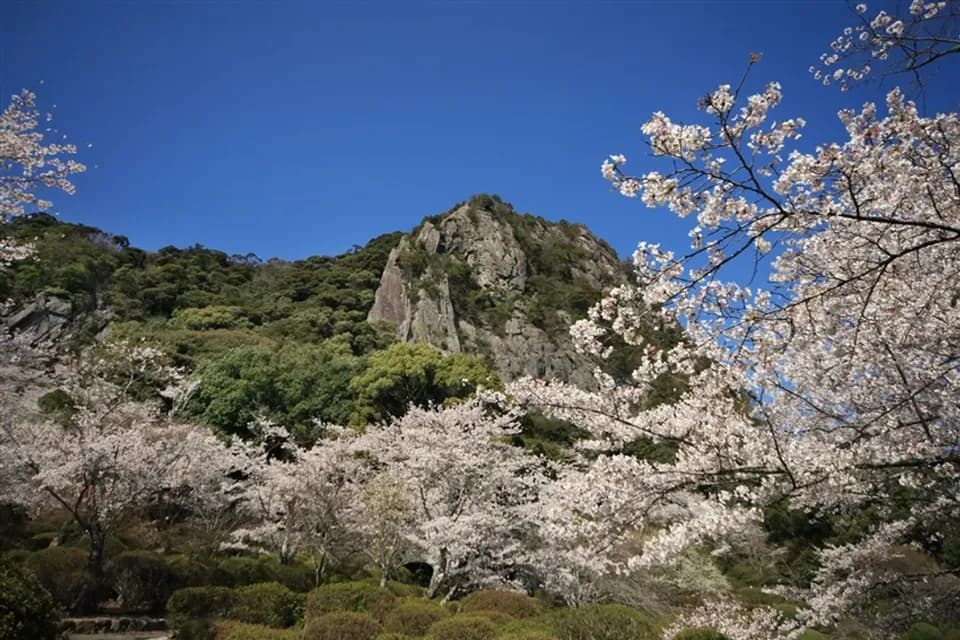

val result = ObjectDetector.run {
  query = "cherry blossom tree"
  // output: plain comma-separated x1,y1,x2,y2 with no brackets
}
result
0,341,233,578
0,89,86,264
512,15,960,636
355,401,546,600
353,471,414,588
812,0,959,91
231,421,364,583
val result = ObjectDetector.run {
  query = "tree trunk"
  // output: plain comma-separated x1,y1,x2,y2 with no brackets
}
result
87,523,106,579
425,549,447,599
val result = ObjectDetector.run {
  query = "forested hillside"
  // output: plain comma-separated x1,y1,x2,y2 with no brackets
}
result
0,196,655,443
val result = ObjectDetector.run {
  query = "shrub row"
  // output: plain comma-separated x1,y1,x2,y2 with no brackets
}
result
168,582,673,640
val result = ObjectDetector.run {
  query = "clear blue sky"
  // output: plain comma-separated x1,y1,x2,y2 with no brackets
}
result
2,1,956,263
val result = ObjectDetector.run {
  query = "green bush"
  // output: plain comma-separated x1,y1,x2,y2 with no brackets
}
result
459,590,543,619
304,611,383,640
212,555,313,592
305,580,397,622
499,619,557,638
166,586,236,640
214,556,277,587
0,558,60,640
211,619,300,640
171,305,251,330
166,553,216,588
901,623,944,640
549,604,657,640
500,632,559,640
382,599,449,635
796,631,829,640
229,582,301,628
108,550,175,613
426,615,498,640
167,585,237,621
24,546,99,614
468,609,515,626
673,630,733,640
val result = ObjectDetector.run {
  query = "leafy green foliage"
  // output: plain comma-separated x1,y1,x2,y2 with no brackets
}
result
24,547,99,614
0,558,60,640
348,342,501,424
901,623,945,640
185,342,363,441
458,590,544,619
36,389,77,424
548,604,657,640
0,215,398,355
228,582,302,628
211,620,300,640
304,611,384,640
426,615,499,640
498,618,560,640
210,556,314,592
382,599,450,635
304,581,397,622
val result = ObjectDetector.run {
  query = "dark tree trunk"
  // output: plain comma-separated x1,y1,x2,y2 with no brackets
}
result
87,523,106,579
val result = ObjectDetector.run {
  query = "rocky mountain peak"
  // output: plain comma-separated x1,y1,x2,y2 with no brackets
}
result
368,195,625,387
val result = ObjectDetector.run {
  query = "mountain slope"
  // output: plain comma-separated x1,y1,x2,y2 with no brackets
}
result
369,194,627,387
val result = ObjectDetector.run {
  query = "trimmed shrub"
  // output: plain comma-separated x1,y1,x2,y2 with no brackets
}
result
275,562,316,593
305,581,397,622
459,590,543,619
167,585,237,621
214,556,276,587
427,615,498,640
383,581,425,598
214,556,314,592
467,608,515,626
166,553,216,588
24,546,99,614
108,550,175,613
0,558,60,640
211,619,300,640
499,618,559,639
304,611,383,640
382,599,449,635
673,630,733,640
229,582,300,628
550,604,657,640
902,623,944,640
166,586,236,640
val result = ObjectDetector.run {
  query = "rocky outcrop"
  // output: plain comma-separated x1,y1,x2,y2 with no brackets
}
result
2,293,111,353
368,198,625,388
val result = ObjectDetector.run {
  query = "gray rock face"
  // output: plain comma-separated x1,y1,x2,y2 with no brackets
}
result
2,293,111,353
368,201,624,388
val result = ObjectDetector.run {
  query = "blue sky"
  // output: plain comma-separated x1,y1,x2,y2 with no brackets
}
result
2,1,957,264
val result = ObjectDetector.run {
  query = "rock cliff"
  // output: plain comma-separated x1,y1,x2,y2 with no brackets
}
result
368,195,625,387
